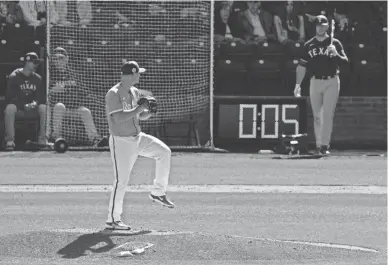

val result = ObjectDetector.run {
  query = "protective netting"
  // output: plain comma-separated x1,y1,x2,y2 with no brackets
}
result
47,1,211,146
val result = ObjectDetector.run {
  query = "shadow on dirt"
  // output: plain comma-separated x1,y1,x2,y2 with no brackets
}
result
57,229,152,259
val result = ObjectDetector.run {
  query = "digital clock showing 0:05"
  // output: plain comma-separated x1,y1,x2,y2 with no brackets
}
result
214,96,308,149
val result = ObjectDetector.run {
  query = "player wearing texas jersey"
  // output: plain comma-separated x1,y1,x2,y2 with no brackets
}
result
4,52,47,150
294,15,348,155
104,61,174,230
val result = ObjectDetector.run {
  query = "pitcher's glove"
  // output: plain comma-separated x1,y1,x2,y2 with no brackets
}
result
137,96,157,114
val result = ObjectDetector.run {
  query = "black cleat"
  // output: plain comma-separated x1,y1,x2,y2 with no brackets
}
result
149,194,175,208
320,146,330,156
314,147,323,155
93,136,109,147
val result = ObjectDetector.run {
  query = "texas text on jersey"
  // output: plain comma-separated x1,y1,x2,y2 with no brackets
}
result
299,37,345,78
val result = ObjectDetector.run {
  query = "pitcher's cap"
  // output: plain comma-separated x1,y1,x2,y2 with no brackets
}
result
121,61,146,75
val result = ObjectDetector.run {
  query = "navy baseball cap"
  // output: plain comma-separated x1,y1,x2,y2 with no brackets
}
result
315,15,329,26
24,52,40,64
53,47,68,57
121,61,146,75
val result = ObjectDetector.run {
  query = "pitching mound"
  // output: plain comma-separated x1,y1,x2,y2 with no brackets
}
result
0,229,380,264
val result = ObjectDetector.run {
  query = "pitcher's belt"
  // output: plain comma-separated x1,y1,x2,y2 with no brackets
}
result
311,75,337,80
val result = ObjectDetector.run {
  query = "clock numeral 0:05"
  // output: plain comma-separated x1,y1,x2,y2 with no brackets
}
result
238,104,299,139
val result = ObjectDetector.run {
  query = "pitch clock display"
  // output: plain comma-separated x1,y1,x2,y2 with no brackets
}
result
214,96,308,149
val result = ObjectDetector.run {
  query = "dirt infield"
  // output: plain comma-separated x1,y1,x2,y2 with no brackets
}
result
0,229,381,264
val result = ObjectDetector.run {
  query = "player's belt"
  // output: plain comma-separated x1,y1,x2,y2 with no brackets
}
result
311,75,337,80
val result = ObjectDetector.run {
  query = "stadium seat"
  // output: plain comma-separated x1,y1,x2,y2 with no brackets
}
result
350,44,383,63
72,57,109,89
174,41,208,63
50,25,77,50
350,24,372,44
338,62,352,96
1,24,25,47
104,24,134,43
140,58,175,92
180,57,208,77
253,42,285,62
56,39,85,59
0,39,23,63
147,14,170,38
2,23,27,44
124,41,150,62
0,39,10,62
247,59,286,96
75,25,96,42
284,41,304,59
0,64,12,98
152,41,177,60
90,40,116,62
23,39,43,55
352,60,386,96
218,42,253,58
215,59,247,95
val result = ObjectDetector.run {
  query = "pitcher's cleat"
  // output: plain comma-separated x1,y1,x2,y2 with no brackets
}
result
105,221,131,230
149,194,175,208
4,141,15,151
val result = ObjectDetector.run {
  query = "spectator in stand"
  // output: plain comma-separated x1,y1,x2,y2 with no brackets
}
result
274,1,305,45
18,0,47,27
0,1,23,26
51,1,71,26
214,1,245,44
114,2,136,26
4,52,47,151
331,3,350,46
226,1,246,39
77,0,92,26
51,0,92,27
49,47,108,147
301,1,330,39
93,1,138,30
239,1,276,43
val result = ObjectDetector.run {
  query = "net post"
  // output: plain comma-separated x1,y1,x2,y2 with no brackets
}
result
45,3,50,141
209,0,215,148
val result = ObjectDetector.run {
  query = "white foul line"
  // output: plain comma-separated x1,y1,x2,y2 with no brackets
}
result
48,228,379,253
0,185,385,194
231,235,380,253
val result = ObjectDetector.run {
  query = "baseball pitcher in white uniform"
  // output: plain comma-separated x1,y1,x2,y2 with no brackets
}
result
105,61,174,230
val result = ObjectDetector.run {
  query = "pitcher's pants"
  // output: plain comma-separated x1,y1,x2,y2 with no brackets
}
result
107,133,171,223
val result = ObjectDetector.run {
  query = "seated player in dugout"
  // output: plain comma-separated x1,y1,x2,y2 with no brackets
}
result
4,52,47,151
49,47,108,147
